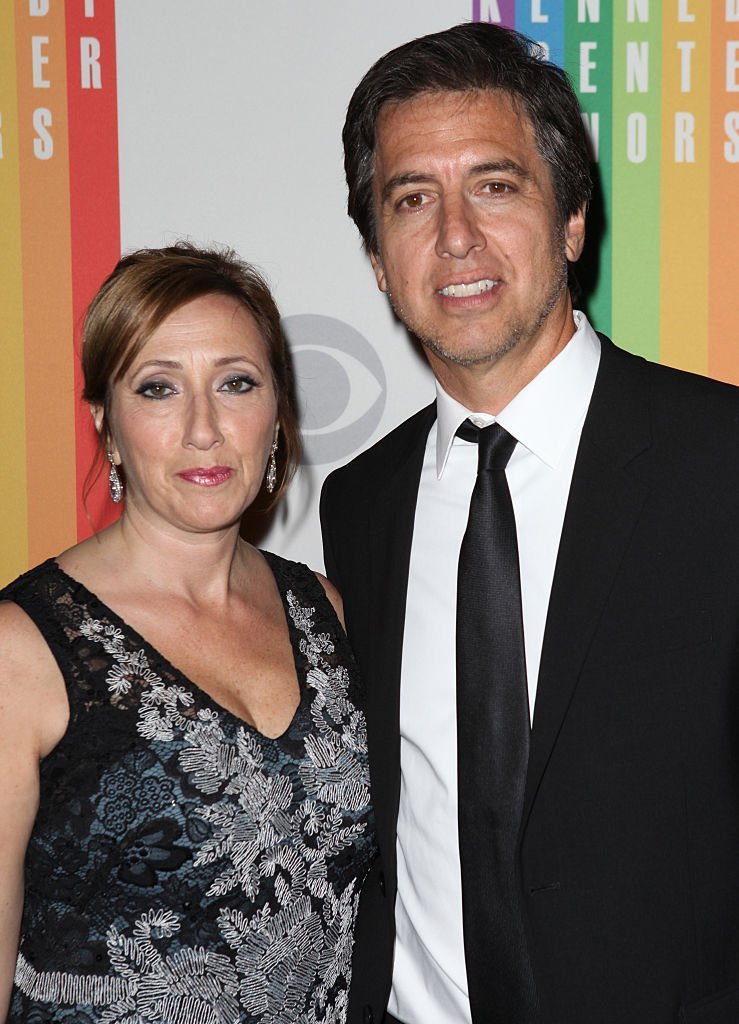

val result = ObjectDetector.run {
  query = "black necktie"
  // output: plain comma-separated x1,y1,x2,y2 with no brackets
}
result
456,420,540,1023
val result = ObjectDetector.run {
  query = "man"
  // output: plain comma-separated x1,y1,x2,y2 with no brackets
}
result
320,22,739,1024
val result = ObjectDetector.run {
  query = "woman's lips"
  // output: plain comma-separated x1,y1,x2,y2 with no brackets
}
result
176,466,234,486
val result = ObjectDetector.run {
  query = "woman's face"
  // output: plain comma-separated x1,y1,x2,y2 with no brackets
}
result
97,292,278,539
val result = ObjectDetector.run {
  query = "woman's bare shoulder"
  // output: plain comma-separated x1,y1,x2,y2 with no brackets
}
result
0,600,69,758
0,598,52,657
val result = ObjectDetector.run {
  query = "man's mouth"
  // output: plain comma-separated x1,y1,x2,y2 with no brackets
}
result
436,279,499,298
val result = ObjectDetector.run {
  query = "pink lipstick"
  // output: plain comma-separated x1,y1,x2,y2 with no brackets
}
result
176,466,234,487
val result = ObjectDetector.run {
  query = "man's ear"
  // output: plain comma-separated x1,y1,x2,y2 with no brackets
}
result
369,251,388,293
564,206,586,263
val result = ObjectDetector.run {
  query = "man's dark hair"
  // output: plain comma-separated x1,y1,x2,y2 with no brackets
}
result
343,22,593,255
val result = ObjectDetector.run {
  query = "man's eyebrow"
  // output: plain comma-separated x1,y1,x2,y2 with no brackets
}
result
380,173,433,205
380,160,531,204
469,160,531,180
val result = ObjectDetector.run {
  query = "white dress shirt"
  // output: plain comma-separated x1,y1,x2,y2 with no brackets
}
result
388,313,601,1024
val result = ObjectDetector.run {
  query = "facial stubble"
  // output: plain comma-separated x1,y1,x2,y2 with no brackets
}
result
384,232,571,371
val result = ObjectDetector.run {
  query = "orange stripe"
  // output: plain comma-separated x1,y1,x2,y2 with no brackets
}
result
708,12,739,385
0,3,29,583
16,0,77,565
659,2,711,375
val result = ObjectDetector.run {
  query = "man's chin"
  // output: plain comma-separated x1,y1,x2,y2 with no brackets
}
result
387,297,515,367
417,331,521,370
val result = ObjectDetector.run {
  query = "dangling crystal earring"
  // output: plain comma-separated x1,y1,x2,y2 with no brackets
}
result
108,451,123,504
266,438,278,494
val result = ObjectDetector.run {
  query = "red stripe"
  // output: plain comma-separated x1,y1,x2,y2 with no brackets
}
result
65,0,121,537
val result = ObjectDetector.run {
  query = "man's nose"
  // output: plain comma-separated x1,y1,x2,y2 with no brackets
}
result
435,196,486,259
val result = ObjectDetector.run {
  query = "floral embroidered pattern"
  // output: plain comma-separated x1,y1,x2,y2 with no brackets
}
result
80,619,162,697
102,909,240,1024
6,555,376,1024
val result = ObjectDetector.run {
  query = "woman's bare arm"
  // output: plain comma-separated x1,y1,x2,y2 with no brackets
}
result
0,603,68,1021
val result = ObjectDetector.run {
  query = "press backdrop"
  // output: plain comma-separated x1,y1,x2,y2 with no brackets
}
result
2,0,738,583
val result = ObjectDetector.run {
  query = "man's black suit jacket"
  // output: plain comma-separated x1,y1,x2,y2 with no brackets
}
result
320,338,739,1024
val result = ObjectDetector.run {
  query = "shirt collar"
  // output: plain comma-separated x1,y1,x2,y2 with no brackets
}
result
435,311,601,477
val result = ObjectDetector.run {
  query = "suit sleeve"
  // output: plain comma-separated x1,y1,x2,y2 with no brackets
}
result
319,472,343,595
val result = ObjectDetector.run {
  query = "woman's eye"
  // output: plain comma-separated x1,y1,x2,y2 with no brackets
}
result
219,375,256,394
137,381,174,399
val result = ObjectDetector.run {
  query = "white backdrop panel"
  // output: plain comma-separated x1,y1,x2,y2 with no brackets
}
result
116,2,473,569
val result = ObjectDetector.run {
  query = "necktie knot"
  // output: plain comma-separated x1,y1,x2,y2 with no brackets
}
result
457,419,517,472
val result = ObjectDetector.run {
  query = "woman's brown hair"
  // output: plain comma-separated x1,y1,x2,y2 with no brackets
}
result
82,242,300,503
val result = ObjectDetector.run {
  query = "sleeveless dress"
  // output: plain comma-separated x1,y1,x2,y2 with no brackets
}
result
1,552,376,1024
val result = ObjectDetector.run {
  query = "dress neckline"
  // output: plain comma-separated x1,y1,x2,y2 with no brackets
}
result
46,552,308,743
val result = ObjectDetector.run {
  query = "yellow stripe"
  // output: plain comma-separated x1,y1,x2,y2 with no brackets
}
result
659,2,711,374
708,10,739,385
0,3,29,584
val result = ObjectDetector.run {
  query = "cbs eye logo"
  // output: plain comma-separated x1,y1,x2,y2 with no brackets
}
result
282,314,386,466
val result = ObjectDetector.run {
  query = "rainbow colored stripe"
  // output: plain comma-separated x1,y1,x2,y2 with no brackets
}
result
1,4,737,584
1,1,119,583
473,0,739,378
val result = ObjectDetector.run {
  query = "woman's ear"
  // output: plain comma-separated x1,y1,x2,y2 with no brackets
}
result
89,404,120,464
89,403,105,436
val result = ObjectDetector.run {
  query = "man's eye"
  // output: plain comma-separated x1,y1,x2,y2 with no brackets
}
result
137,381,174,400
219,375,256,394
483,181,514,195
398,193,427,210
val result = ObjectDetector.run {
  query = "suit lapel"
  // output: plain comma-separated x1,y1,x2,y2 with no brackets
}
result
524,340,652,820
365,403,436,860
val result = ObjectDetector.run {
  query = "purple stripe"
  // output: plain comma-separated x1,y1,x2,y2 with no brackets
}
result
471,0,516,29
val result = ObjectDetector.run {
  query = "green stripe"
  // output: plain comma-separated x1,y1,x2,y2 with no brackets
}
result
565,0,613,336
611,0,662,360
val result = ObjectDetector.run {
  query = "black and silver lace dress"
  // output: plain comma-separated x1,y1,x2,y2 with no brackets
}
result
1,552,376,1024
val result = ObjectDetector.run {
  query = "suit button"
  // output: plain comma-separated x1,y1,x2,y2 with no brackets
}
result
363,1007,374,1024
378,871,386,896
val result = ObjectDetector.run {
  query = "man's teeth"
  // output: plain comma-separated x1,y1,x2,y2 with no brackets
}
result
437,279,498,297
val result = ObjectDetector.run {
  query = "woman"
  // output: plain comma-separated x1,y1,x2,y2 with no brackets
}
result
0,244,376,1023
